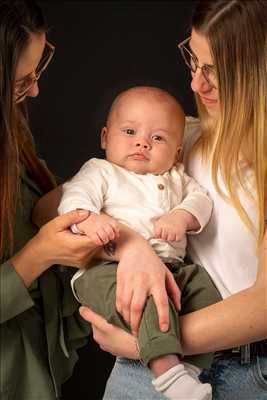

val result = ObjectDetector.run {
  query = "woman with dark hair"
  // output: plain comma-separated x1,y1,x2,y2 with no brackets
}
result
0,1,98,398
80,1,267,399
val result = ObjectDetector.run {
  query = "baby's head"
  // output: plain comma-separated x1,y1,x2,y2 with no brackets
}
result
101,86,185,175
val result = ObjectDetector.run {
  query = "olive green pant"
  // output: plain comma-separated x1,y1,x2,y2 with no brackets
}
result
73,261,221,369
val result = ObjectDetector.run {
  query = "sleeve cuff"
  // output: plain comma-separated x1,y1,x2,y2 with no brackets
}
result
172,205,206,234
0,260,34,323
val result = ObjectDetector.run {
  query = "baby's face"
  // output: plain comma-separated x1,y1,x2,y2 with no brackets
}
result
101,91,184,175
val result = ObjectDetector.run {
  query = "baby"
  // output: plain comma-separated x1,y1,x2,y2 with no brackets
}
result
58,86,220,400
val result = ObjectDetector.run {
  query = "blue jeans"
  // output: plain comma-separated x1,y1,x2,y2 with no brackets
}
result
103,355,267,399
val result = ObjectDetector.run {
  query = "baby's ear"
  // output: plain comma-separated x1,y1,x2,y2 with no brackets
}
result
175,146,183,163
100,127,107,149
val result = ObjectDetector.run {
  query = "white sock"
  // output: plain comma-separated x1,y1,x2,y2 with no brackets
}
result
152,364,212,400
183,362,202,380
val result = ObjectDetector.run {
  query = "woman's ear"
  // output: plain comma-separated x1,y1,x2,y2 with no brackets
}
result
100,127,107,149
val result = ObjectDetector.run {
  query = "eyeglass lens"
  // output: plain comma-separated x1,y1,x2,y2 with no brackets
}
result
180,42,216,86
35,44,53,77
15,42,54,100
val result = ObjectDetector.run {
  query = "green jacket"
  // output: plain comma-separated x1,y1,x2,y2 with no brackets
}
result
0,167,90,399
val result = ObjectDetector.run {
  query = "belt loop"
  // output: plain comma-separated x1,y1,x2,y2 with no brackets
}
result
241,344,251,364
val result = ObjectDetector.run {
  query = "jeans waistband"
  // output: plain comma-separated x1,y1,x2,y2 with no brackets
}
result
215,339,267,364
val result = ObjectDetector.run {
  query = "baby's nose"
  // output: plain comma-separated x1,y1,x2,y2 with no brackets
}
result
135,142,149,149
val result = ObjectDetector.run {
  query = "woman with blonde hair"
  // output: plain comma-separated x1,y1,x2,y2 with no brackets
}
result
79,0,267,398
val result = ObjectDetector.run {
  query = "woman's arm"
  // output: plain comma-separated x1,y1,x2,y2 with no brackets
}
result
1,209,99,323
11,210,98,287
80,230,267,357
180,230,267,353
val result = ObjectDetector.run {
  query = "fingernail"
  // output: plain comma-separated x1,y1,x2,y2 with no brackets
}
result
161,323,168,332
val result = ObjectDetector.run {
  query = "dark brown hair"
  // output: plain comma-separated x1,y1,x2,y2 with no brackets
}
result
0,0,56,258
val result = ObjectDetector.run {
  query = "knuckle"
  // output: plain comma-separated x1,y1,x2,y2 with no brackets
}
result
131,302,143,313
157,295,168,307
123,297,131,308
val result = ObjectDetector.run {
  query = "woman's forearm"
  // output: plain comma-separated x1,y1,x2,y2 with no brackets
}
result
11,238,50,287
181,284,266,354
181,232,267,353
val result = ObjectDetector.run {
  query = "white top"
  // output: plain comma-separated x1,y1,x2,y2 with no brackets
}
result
183,117,258,298
58,158,212,261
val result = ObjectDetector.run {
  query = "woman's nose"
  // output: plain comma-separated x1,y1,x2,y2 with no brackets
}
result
27,81,39,98
191,69,211,94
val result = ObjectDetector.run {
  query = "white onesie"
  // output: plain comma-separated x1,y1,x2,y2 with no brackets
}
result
58,158,212,261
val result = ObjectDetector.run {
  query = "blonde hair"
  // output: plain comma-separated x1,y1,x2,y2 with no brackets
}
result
192,0,267,243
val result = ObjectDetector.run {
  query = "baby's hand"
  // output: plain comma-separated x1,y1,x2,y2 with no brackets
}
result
153,209,198,242
76,212,120,245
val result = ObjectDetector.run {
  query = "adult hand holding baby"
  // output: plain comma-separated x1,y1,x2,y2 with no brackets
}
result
11,209,99,287
116,238,181,336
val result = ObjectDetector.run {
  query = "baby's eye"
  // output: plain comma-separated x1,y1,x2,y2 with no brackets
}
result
123,128,136,135
152,135,163,141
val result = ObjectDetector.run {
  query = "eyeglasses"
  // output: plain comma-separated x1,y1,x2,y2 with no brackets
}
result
177,37,217,88
14,40,55,103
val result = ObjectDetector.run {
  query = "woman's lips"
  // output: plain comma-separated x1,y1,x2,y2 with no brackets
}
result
200,96,217,106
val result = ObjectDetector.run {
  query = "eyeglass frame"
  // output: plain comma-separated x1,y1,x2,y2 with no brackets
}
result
177,36,217,88
14,40,55,103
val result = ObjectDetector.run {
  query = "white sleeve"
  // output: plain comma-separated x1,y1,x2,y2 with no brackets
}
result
58,158,109,215
172,164,213,233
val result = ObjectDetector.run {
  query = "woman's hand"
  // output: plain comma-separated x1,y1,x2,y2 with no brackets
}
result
35,209,100,267
116,241,181,335
79,306,140,359
11,209,100,287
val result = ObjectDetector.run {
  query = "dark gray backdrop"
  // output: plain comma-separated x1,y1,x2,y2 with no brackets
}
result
30,1,197,399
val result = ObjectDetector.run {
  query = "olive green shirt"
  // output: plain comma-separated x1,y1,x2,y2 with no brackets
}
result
0,167,90,399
